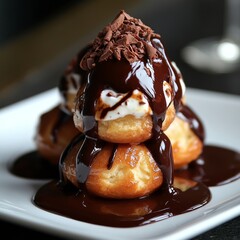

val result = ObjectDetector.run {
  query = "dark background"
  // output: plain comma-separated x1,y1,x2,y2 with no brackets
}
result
0,0,239,108
0,0,80,46
0,0,239,239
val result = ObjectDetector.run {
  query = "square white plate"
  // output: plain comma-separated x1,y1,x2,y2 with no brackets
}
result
0,88,239,240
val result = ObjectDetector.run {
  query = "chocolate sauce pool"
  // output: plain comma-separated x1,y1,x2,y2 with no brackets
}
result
32,56,239,228
175,145,240,186
33,140,240,227
9,55,240,228
33,179,210,227
14,12,240,228
10,151,59,179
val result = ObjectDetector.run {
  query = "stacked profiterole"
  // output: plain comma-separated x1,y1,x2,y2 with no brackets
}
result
59,10,204,199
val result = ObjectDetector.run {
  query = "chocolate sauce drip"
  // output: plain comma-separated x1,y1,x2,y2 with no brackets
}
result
31,10,240,229
146,132,174,189
59,133,85,182
76,136,104,186
76,58,178,191
80,56,179,132
59,134,115,186
177,104,205,142
107,144,118,169
152,38,182,112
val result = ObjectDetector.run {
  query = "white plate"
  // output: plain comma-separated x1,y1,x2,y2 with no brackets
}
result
0,88,239,240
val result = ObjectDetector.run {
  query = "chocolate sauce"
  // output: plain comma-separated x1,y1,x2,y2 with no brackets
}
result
175,145,240,186
146,132,174,188
152,38,183,112
30,10,240,229
33,178,210,227
82,56,178,133
74,57,181,189
10,151,58,179
70,10,185,193
33,144,240,227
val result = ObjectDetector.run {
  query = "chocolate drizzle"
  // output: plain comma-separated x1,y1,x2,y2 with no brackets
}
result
73,57,180,189
76,136,104,186
100,91,133,119
59,10,184,192
32,10,240,229
146,132,174,190
152,39,183,112
107,144,118,169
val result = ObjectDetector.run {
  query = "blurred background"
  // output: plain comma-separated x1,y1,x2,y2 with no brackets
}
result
0,0,239,108
0,0,239,239
0,0,240,109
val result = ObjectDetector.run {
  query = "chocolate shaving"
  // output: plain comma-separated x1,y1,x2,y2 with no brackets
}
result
80,10,161,70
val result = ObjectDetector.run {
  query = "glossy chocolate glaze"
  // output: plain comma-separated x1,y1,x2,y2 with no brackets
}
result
32,35,212,227
33,143,240,227
32,71,240,228
31,11,239,228
74,51,181,189
152,38,182,112
33,178,210,227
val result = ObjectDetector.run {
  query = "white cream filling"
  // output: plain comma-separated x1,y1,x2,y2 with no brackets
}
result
95,89,152,121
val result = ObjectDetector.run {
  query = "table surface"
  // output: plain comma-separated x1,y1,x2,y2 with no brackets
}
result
0,0,239,239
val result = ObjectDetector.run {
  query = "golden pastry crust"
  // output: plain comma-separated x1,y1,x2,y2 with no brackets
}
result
74,101,175,143
165,116,203,169
62,142,163,199
98,101,175,144
98,115,153,143
35,105,79,165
